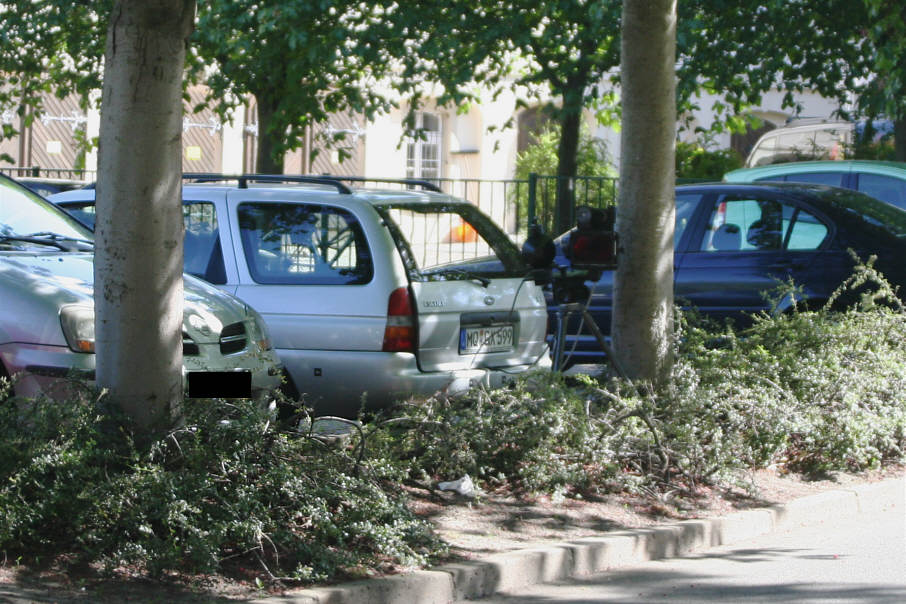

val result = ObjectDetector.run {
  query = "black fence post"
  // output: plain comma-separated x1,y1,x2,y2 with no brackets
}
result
527,172,538,229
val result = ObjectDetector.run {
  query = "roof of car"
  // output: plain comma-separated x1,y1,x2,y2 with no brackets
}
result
180,182,460,208
725,160,906,182
676,180,828,194
57,174,462,207
677,179,890,205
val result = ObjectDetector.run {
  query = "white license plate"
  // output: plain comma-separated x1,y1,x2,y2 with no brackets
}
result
459,324,514,354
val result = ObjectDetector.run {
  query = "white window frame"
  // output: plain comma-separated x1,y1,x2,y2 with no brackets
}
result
406,112,442,180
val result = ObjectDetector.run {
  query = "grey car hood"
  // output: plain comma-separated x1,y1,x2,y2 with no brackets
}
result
0,251,251,347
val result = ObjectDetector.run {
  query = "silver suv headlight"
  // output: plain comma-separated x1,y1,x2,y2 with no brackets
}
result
60,305,95,353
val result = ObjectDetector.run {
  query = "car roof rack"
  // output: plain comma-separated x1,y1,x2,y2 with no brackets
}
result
320,175,443,193
80,174,443,195
183,173,354,194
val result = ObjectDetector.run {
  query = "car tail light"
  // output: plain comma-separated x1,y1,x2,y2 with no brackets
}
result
382,287,416,353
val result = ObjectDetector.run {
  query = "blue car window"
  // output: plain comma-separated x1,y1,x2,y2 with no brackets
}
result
787,209,828,250
238,202,373,285
701,196,829,252
63,203,97,228
855,173,906,210
778,171,844,187
701,198,788,252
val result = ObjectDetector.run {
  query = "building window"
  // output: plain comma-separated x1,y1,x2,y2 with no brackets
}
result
406,112,442,180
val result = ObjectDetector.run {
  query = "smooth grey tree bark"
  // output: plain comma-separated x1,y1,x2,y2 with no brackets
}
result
95,0,196,433
612,0,677,386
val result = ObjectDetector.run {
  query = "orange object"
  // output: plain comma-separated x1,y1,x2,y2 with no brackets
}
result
445,220,478,243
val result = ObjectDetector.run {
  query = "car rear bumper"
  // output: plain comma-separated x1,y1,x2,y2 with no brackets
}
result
278,347,552,417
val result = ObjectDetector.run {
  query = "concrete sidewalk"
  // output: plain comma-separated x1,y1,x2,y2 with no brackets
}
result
256,475,904,604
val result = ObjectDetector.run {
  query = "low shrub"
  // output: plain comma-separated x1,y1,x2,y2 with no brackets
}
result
365,373,617,496
0,391,445,582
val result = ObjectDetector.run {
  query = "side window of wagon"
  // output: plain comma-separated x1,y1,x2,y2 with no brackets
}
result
237,202,373,285
183,201,227,284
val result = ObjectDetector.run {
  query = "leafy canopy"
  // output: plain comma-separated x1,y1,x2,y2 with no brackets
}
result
191,1,398,170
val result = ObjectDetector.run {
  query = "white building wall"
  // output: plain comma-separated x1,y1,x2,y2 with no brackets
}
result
220,105,245,175
212,85,845,180
477,87,521,181
362,107,408,178
679,90,844,150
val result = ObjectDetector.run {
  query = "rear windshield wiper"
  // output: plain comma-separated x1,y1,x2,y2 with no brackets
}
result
424,268,491,287
0,232,94,251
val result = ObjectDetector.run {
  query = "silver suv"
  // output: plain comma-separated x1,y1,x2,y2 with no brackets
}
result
52,176,551,416
0,174,282,400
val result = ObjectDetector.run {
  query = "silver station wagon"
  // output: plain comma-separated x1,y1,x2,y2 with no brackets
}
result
53,176,552,416
1,174,283,400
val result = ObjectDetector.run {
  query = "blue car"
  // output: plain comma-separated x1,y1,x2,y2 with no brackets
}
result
551,182,906,366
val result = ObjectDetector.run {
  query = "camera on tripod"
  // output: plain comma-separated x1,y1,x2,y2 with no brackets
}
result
520,204,621,372
565,205,618,273
520,205,618,294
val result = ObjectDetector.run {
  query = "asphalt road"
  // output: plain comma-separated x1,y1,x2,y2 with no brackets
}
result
459,499,906,603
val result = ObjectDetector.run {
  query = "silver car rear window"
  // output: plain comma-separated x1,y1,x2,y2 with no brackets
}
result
376,202,527,280
237,202,374,285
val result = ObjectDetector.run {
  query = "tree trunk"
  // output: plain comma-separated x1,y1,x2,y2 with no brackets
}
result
95,0,195,434
895,116,906,162
555,95,583,234
255,93,284,174
612,0,677,386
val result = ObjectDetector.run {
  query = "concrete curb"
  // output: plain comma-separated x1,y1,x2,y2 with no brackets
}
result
256,475,904,604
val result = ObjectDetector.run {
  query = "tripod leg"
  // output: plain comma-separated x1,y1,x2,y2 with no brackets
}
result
581,308,629,380
552,307,568,371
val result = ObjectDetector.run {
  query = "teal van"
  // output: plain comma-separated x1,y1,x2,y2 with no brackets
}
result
724,160,906,211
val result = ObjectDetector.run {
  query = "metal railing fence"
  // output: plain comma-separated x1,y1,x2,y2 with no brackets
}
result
428,173,618,239
0,166,96,181
2,166,619,240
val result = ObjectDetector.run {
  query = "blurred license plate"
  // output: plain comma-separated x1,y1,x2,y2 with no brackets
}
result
187,371,252,398
460,324,514,354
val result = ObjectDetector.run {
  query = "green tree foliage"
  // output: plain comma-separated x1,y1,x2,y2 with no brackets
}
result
0,1,109,160
515,125,616,180
0,1,398,174
676,1,871,127
675,140,742,181
677,0,906,161
377,0,622,231
861,0,906,159
191,1,397,173
511,124,616,232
